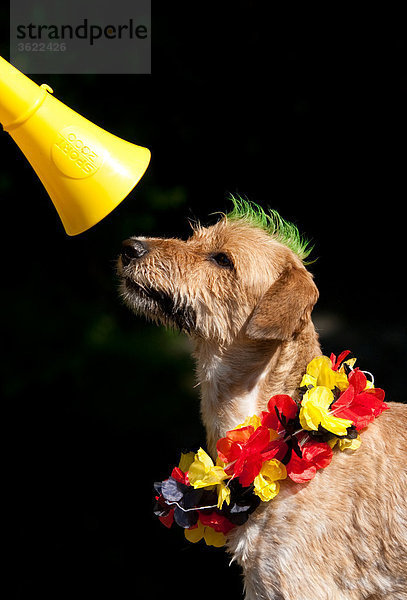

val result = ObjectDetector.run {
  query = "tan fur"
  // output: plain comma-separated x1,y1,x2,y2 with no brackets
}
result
118,215,407,599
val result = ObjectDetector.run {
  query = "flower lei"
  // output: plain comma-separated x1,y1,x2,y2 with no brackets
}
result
153,351,388,547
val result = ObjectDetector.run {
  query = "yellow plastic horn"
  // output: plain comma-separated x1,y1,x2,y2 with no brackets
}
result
0,56,150,235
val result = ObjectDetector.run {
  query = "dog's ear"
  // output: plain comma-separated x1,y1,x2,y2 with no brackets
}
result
246,264,319,341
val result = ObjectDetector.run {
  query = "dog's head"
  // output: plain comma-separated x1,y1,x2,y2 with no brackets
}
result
117,202,318,345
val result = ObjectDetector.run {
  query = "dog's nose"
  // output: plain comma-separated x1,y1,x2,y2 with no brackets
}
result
121,238,150,266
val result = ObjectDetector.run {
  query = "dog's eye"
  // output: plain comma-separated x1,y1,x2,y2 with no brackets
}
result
210,252,234,269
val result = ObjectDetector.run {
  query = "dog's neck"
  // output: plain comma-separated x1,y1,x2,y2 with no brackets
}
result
194,322,321,456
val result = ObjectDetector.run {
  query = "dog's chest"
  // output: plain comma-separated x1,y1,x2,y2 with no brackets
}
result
200,355,269,439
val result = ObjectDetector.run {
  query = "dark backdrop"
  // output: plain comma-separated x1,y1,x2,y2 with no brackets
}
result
2,5,406,599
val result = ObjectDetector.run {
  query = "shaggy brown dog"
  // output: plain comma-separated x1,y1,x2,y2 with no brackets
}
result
117,202,407,600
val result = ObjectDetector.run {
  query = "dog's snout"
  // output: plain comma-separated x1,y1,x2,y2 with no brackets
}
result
121,238,150,266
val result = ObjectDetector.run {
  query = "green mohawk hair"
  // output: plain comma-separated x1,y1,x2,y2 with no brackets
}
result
226,195,315,264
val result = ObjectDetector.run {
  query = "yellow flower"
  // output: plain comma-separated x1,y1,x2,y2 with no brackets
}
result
301,356,349,392
236,414,262,430
184,520,226,547
299,386,353,436
339,357,356,373
338,435,361,451
253,459,287,502
188,448,228,487
328,435,362,451
216,481,231,509
187,448,230,509
178,452,195,473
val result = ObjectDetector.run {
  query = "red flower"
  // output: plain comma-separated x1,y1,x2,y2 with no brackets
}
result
217,425,253,467
331,369,388,431
261,394,299,432
171,466,189,485
285,435,333,483
159,508,175,528
217,425,277,487
198,510,236,534
154,494,175,528
330,350,351,371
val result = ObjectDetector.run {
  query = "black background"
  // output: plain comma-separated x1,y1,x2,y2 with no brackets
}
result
2,4,406,599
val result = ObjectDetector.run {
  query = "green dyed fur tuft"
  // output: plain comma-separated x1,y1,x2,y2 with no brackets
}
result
226,195,314,264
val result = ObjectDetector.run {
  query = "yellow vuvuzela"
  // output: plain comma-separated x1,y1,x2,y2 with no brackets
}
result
0,56,150,235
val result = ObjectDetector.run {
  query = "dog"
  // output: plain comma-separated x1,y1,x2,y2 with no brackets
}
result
117,199,407,600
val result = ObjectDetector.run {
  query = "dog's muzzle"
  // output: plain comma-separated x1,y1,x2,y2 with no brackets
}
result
120,238,150,266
